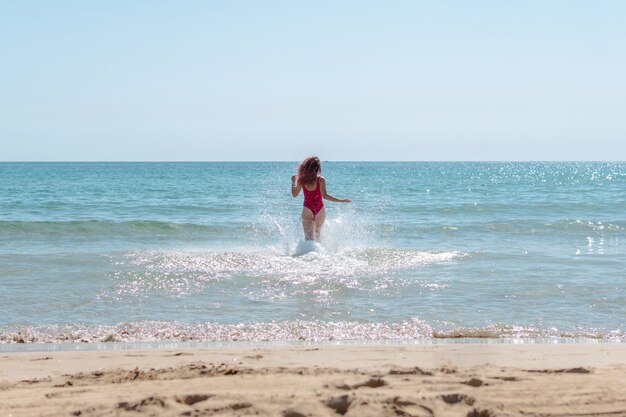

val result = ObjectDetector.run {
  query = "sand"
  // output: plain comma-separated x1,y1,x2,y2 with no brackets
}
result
0,343,625,416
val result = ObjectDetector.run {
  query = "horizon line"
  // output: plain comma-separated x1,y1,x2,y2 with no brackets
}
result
1,160,625,163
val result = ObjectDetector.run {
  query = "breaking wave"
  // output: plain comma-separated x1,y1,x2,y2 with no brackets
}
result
2,321,623,344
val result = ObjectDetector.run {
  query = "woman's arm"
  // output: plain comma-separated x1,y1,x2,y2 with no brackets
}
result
291,175,301,197
320,177,351,203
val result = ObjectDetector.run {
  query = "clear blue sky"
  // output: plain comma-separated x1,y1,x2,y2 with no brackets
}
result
1,1,625,161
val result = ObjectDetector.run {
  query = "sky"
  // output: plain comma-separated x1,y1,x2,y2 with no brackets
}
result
1,1,625,161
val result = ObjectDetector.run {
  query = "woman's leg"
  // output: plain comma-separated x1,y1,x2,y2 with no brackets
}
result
313,208,325,242
301,207,315,241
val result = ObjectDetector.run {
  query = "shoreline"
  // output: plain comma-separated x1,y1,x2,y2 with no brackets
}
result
1,336,625,354
1,344,625,416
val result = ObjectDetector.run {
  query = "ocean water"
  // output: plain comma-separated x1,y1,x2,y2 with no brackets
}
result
1,162,624,346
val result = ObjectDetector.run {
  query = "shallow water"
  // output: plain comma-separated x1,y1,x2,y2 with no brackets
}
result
1,162,624,344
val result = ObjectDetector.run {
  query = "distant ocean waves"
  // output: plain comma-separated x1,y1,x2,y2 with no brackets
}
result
3,218,623,239
1,219,242,238
2,320,623,344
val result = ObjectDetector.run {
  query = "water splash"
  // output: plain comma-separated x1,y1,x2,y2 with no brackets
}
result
257,203,380,256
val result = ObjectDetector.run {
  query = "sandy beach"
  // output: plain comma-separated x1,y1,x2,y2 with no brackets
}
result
1,343,625,416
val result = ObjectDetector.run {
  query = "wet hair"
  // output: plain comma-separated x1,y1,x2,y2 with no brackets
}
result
297,156,321,186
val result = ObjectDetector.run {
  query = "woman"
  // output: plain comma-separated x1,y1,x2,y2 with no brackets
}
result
291,156,351,241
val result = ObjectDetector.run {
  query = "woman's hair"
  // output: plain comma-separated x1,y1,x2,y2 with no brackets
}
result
297,156,321,186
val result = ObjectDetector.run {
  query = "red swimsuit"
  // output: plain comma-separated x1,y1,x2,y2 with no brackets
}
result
303,177,324,216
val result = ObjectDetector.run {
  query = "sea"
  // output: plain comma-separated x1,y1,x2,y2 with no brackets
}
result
1,162,624,349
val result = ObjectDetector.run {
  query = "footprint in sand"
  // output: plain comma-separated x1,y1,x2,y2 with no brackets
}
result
389,367,433,376
467,409,496,417
174,393,213,405
165,352,194,357
440,393,475,405
117,396,167,411
336,377,387,390
493,376,519,381
325,395,353,415
284,411,308,417
525,367,590,374
462,378,484,387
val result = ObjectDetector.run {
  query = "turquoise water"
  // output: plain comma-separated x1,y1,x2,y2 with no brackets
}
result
1,162,624,344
